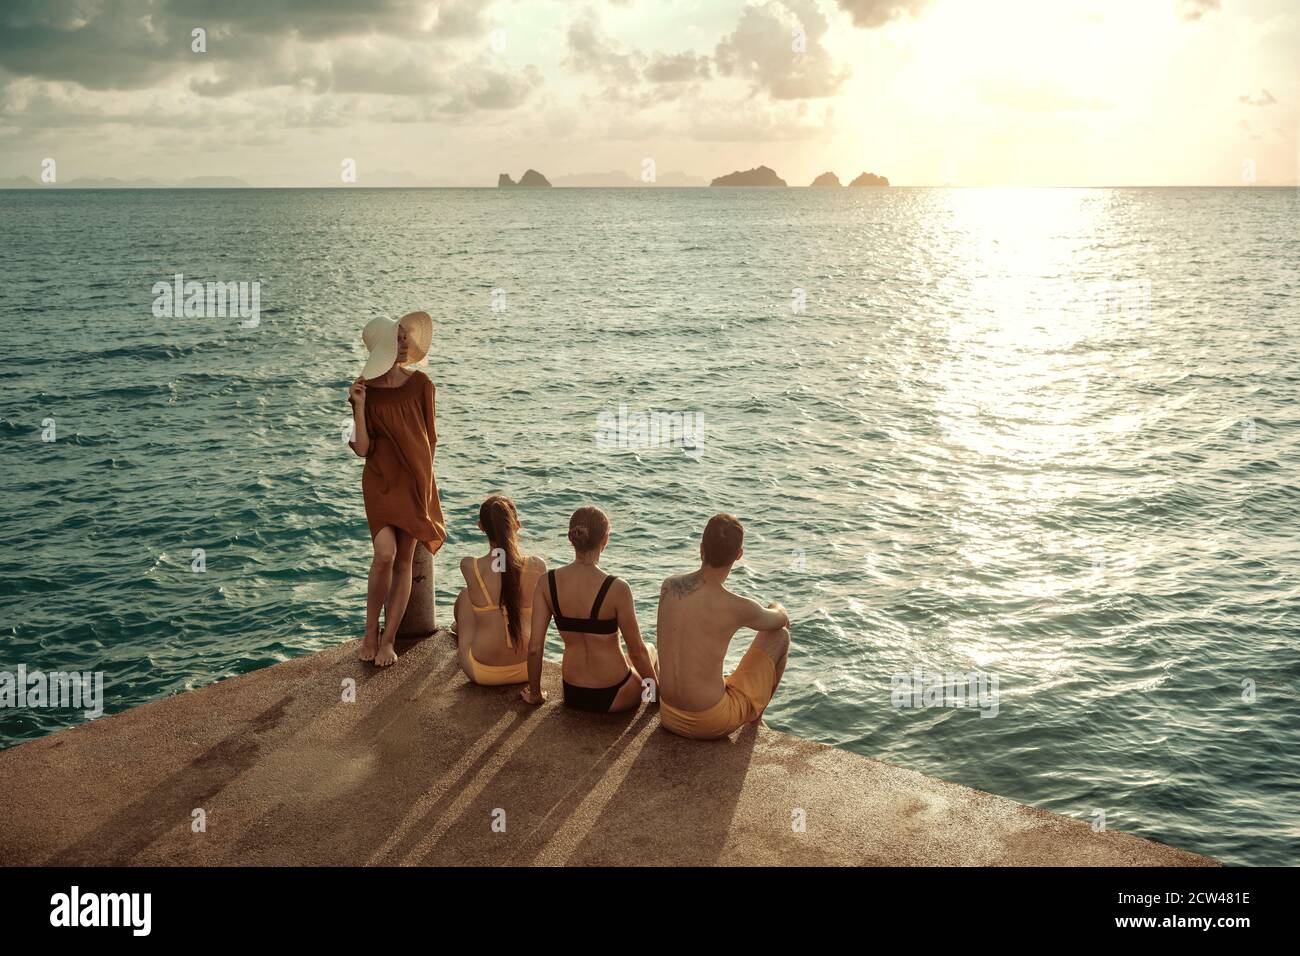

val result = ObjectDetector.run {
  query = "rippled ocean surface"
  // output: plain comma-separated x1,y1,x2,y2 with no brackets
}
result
1,187,1297,865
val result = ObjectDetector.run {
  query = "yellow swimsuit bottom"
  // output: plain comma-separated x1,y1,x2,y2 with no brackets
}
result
467,649,529,686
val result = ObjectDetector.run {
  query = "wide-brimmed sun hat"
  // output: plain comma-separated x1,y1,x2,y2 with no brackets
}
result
360,310,433,380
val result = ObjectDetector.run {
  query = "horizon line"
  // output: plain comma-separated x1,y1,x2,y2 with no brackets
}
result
2,183,1296,190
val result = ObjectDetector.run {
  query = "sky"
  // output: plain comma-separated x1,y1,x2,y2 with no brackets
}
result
0,0,1296,186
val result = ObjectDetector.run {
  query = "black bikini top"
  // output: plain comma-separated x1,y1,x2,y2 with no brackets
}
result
548,570,619,634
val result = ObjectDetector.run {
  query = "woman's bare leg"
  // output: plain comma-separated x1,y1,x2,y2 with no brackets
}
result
375,529,418,667
361,527,397,661
611,644,659,712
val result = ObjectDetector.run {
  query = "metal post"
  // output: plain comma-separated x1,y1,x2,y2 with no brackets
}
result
396,543,436,639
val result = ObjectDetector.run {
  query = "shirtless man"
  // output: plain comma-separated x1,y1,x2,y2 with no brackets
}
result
655,514,791,740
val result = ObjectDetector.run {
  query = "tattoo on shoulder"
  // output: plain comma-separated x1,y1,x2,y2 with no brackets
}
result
662,571,704,599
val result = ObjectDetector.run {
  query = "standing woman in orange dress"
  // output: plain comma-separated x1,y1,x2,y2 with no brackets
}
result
347,311,447,667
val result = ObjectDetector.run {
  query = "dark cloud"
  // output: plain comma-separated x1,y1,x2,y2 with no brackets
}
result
715,0,849,100
163,0,438,41
189,42,460,98
835,0,928,29
0,0,499,93
0,0,181,90
0,0,539,127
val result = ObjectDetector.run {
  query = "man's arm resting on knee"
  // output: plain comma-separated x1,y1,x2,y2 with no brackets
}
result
738,597,789,632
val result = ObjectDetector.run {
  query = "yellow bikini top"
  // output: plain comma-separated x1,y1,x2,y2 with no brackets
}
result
469,555,537,648
469,558,506,614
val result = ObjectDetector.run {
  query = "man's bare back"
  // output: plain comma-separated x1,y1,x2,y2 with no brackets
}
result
656,567,790,712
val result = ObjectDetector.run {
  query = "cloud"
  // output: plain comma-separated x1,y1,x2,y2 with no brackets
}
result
1239,89,1277,107
0,0,539,132
715,1,849,100
0,0,183,91
165,0,445,42
835,0,929,28
685,96,838,141
562,10,711,102
1176,0,1220,21
432,0,493,37
0,0,503,95
644,52,712,84
443,63,543,112
0,76,261,130
565,11,643,85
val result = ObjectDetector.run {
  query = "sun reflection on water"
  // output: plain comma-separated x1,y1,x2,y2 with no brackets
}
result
916,189,1128,674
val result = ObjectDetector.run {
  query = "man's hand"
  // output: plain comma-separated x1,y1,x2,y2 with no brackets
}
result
767,601,791,628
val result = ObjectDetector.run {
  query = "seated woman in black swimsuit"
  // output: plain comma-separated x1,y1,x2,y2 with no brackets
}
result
519,505,659,712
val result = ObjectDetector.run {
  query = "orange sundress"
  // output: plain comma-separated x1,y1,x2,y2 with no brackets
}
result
361,369,447,554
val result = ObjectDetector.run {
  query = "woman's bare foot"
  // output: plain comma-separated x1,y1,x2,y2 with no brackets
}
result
374,640,398,667
358,635,378,662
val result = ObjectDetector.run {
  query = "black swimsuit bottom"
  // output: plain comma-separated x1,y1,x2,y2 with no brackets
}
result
551,570,629,713
563,670,634,713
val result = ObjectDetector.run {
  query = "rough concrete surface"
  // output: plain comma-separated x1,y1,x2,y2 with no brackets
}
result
0,633,1216,866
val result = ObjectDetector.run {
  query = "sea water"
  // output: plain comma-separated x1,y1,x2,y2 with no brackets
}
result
1,186,1296,864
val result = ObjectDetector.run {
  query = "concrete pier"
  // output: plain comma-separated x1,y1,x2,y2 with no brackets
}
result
0,634,1215,866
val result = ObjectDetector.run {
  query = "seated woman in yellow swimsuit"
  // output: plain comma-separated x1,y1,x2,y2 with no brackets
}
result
453,494,546,685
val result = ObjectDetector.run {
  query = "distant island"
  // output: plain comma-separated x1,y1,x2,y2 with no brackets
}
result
498,170,552,188
849,172,889,187
808,171,890,187
710,165,787,187
0,175,252,188
710,166,890,187
549,169,707,187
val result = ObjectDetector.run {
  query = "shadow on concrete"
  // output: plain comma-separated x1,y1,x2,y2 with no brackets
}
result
392,701,653,865
46,636,459,865
564,723,759,866
44,690,299,865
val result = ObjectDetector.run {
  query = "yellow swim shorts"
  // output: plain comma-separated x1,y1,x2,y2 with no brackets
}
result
659,644,777,740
